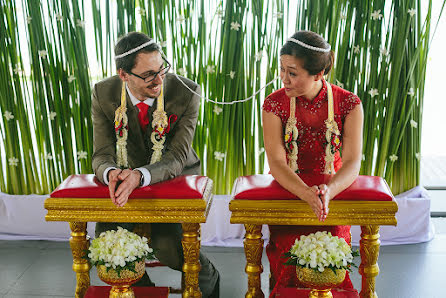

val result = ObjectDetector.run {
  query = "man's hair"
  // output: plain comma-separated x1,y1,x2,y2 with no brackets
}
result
114,32,161,73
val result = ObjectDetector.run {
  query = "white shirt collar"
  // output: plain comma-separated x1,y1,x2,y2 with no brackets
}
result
126,84,155,107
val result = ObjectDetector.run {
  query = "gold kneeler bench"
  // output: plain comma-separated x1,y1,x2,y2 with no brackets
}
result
229,174,398,298
44,174,214,298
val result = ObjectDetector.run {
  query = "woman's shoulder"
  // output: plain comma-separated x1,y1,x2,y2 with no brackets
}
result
263,88,289,122
331,84,361,116
266,88,287,101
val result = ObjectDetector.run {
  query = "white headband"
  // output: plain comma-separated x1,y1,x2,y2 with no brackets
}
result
287,37,331,53
114,40,156,59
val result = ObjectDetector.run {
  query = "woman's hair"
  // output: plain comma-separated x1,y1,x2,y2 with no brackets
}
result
114,32,161,73
280,31,334,75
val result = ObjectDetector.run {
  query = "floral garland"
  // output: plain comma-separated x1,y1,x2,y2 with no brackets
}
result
115,81,172,168
285,97,299,172
115,82,129,168
285,81,340,174
150,86,169,164
323,82,340,174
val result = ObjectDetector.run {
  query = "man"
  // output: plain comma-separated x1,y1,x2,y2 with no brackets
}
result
91,32,219,297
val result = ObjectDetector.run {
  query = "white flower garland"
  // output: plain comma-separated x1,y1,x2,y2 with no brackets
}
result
115,81,167,169
323,82,340,174
285,81,340,174
150,86,168,164
285,97,299,172
115,82,129,168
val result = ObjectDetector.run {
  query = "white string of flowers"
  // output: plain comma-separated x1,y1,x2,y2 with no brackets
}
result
115,82,129,168
115,81,168,168
150,86,168,164
285,81,339,174
323,82,340,175
285,97,298,172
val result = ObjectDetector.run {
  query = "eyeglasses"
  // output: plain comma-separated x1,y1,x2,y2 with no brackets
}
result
128,60,171,83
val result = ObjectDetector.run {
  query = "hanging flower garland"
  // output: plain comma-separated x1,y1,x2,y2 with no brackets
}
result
150,86,169,164
115,81,175,168
115,82,129,168
323,82,340,174
285,81,340,174
285,97,299,172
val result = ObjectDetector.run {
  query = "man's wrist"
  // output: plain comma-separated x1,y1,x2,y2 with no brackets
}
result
134,169,144,187
104,167,118,185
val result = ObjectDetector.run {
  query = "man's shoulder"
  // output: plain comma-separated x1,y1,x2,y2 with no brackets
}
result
95,75,122,88
94,75,122,96
163,73,200,113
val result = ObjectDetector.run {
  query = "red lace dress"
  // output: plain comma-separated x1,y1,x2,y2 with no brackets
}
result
262,81,361,295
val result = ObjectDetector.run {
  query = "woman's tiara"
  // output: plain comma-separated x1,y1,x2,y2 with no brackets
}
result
287,37,331,53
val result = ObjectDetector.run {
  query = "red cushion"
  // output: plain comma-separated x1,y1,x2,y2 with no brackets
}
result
274,287,359,298
50,174,208,199
85,286,168,298
232,174,393,201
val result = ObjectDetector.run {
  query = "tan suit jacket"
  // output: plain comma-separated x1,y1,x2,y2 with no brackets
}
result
91,73,201,185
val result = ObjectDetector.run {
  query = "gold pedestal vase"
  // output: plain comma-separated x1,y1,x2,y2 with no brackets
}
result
97,260,146,298
296,267,346,298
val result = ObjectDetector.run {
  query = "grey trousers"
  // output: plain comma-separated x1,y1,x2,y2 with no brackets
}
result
95,222,219,297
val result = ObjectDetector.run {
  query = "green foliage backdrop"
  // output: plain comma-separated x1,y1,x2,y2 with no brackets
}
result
0,0,444,195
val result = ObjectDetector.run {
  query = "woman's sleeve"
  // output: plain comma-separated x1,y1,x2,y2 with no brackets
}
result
340,93,361,120
263,96,286,123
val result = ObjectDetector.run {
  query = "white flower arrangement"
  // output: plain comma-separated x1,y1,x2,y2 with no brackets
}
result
371,10,383,20
368,88,379,98
8,157,19,167
284,231,358,273
49,111,57,120
4,111,14,121
213,105,223,115
77,151,87,160
389,154,398,162
230,21,241,31
214,151,226,161
273,12,283,19
38,50,48,59
88,227,156,276
76,19,85,28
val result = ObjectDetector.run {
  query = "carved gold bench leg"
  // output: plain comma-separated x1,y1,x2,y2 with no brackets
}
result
359,225,380,298
182,223,202,298
244,224,264,298
69,222,91,298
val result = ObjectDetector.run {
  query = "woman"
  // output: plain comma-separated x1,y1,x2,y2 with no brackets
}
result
263,31,363,293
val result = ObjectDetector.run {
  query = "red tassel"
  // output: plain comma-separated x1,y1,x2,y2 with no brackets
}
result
165,114,177,134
